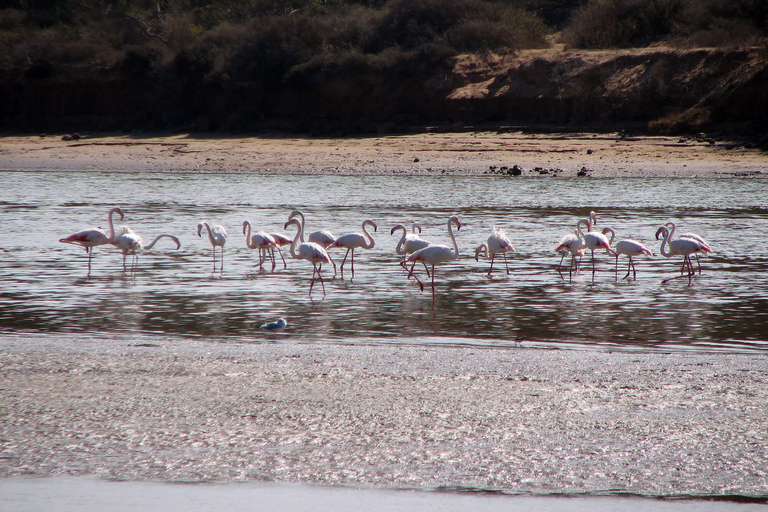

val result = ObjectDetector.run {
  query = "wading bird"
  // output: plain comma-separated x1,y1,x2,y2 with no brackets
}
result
601,227,653,281
576,211,617,283
243,221,277,271
402,215,461,300
59,207,124,275
112,227,181,276
655,223,712,285
284,217,334,297
474,226,515,276
665,222,711,274
554,229,586,279
197,221,227,272
392,223,431,277
329,219,377,281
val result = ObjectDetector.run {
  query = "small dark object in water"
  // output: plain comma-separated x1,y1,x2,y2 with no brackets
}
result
508,165,522,176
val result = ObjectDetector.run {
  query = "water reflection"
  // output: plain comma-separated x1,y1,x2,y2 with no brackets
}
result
1,172,768,353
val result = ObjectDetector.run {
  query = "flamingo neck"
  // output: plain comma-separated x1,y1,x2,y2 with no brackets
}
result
362,221,376,249
107,209,119,242
287,220,302,258
447,217,460,258
393,225,407,255
576,219,591,237
289,211,306,242
658,227,673,257
243,222,255,249
665,222,677,239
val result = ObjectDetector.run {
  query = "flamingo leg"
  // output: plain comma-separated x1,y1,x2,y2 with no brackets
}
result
557,252,567,276
430,265,436,300
269,247,276,272
275,247,287,269
339,249,351,280
221,247,224,273
503,253,510,275
87,248,93,276
488,254,495,276
212,246,217,272
350,249,355,281
591,250,597,284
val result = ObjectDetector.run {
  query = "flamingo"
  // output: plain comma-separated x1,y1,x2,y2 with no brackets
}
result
576,211,617,283
666,222,711,274
287,210,337,248
554,229,586,278
601,227,653,281
197,221,227,272
329,219,377,281
268,232,292,270
243,221,277,271
474,226,515,276
284,217,334,297
59,207,124,275
402,215,461,299
392,223,432,277
655,223,713,285
112,226,181,275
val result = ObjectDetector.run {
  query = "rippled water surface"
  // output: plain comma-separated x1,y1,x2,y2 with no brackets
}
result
2,171,767,353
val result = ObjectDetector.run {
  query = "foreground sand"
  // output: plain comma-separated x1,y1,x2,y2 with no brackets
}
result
2,131,767,177
1,335,767,499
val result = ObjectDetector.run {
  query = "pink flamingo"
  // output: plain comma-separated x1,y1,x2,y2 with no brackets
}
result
402,215,461,299
392,223,431,277
268,232,292,270
576,211,617,283
287,209,337,275
554,229,586,278
665,222,711,274
197,221,227,272
112,226,181,275
601,227,653,281
655,223,713,285
328,219,377,281
59,207,124,275
284,217,333,297
243,221,277,271
474,226,515,276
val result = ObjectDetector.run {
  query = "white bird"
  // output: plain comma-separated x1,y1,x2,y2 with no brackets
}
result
601,227,653,281
392,223,431,277
112,226,181,275
287,209,337,248
402,215,461,299
576,211,617,283
59,207,124,275
329,219,377,281
243,221,277,271
666,222,711,274
554,229,586,278
197,221,227,272
268,232,292,270
259,318,287,333
656,223,713,285
284,217,334,297
474,226,515,276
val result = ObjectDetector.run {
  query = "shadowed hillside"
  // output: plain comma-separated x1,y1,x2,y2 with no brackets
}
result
1,0,766,137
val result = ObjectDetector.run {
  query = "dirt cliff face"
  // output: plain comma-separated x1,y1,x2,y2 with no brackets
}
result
2,47,766,135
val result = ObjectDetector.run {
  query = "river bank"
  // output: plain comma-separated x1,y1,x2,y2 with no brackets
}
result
2,131,767,177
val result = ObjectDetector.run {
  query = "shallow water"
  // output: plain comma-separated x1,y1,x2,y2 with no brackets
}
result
2,171,767,353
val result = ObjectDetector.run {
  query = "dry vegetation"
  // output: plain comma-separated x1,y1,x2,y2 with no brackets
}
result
1,0,766,135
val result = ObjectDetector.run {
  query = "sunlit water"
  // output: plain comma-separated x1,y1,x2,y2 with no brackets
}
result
2,171,767,353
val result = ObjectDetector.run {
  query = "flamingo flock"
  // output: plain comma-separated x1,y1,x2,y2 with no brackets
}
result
59,207,714,297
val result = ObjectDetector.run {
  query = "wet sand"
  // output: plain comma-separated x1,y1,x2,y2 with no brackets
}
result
1,131,767,177
1,334,767,503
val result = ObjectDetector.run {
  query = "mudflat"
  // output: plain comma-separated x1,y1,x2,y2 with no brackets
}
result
1,335,767,498
2,131,767,177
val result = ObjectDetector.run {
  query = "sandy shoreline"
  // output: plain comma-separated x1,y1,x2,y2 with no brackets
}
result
2,131,768,177
1,334,767,499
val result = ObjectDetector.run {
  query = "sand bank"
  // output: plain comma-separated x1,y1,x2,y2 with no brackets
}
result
1,131,767,177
